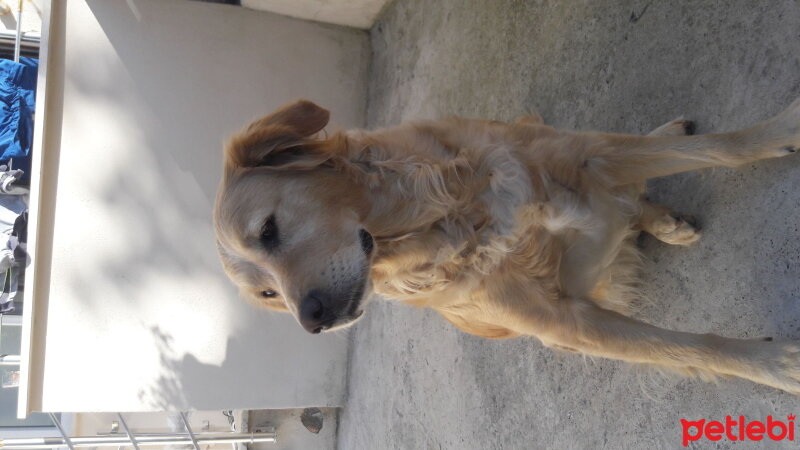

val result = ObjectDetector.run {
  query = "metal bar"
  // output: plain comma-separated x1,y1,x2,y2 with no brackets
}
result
0,30,39,42
179,411,201,450
0,431,277,449
1,314,23,326
12,0,21,62
0,354,21,365
47,413,74,450
116,413,141,450
96,431,243,438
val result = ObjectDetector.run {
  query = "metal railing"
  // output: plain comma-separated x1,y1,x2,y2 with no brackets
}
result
0,412,277,449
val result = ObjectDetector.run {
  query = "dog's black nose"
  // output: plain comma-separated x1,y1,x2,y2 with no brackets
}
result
299,291,332,334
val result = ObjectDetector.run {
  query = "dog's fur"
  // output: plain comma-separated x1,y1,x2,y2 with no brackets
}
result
214,98,800,394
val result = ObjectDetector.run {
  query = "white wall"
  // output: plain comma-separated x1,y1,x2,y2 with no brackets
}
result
242,0,393,29
26,0,369,412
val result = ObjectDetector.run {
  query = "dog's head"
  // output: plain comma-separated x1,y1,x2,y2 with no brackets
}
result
214,100,374,334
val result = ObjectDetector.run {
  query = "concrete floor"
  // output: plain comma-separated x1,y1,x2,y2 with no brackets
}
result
337,1,800,449
249,408,338,450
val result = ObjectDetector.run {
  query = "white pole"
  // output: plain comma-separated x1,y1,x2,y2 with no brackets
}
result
12,0,21,62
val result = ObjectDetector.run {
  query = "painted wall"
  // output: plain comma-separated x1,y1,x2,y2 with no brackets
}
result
242,0,392,29
31,0,368,412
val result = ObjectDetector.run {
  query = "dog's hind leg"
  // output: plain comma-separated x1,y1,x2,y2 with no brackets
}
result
647,118,695,137
515,112,544,126
500,293,800,394
631,120,701,245
636,198,701,245
581,98,800,185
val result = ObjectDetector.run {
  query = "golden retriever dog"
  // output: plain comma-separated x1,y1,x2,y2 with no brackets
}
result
214,98,800,394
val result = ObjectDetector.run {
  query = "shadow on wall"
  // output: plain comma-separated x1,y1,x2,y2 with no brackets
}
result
140,316,348,411
34,0,362,409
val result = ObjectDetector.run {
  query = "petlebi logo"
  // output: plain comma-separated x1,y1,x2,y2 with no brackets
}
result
681,415,796,446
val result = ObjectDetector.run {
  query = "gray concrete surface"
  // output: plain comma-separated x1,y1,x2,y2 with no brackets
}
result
337,1,800,449
249,408,338,450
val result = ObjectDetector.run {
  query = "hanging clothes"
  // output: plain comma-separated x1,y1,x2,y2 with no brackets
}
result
0,57,38,182
0,54,37,311
0,165,28,313
0,164,26,194
0,210,27,313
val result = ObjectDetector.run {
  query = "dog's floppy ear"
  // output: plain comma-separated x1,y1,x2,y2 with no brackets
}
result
225,99,331,173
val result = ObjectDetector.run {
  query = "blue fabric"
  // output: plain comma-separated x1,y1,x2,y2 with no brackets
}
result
0,57,38,170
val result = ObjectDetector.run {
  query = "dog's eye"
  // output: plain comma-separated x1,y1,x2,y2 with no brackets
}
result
260,215,279,250
261,289,278,298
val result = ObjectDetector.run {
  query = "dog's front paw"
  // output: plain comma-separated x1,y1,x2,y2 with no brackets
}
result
716,340,800,395
759,342,800,395
765,98,800,157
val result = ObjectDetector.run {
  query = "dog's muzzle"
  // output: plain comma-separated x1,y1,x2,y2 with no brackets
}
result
298,287,366,334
